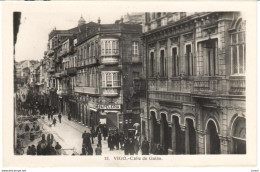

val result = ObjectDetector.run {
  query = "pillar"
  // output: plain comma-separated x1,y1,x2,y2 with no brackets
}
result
185,121,190,154
171,117,177,154
160,118,165,148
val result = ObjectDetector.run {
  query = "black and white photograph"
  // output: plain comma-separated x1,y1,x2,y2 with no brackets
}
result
1,0,257,167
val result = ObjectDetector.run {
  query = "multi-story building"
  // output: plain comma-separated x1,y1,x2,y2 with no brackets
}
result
73,17,143,131
141,12,246,154
44,16,143,133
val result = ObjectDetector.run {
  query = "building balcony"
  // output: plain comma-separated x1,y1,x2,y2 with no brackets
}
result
102,88,119,97
76,58,98,68
148,75,246,98
75,86,99,95
67,67,77,76
132,56,141,63
228,76,245,95
101,57,119,65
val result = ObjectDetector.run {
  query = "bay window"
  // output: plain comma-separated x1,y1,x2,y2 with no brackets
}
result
101,39,119,56
102,71,121,87
231,31,245,75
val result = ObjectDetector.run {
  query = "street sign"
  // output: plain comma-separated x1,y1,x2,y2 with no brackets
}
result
98,104,121,110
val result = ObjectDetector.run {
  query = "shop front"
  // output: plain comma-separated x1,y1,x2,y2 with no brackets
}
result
98,104,123,132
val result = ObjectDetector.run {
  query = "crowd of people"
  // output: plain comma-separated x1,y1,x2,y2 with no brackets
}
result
27,133,63,155
79,123,152,156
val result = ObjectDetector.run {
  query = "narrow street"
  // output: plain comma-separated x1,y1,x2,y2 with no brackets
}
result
38,114,125,155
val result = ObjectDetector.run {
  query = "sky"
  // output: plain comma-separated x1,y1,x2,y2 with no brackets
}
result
15,5,126,62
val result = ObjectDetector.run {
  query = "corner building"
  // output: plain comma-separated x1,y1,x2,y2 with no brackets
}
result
66,17,143,131
141,12,246,154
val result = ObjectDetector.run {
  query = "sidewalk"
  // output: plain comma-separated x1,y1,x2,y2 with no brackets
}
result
41,114,124,155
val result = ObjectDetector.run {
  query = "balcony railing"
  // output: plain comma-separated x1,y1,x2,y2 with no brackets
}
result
101,57,119,65
76,58,98,68
148,76,246,97
75,86,99,95
229,76,245,95
102,88,119,97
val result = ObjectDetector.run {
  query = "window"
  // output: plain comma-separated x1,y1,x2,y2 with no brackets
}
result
185,44,193,76
150,52,155,77
101,39,119,56
132,41,139,56
160,49,167,77
205,39,218,76
231,31,246,75
102,71,121,88
172,47,179,76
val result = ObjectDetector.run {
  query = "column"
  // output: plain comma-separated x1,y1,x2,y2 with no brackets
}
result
160,118,165,147
171,117,177,154
185,121,190,154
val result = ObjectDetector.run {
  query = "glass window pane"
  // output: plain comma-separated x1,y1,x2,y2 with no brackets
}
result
232,46,238,74
239,45,244,73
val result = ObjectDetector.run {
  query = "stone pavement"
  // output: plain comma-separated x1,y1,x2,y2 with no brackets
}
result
39,114,125,155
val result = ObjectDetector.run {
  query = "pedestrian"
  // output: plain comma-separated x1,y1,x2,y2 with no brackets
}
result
48,113,50,121
83,133,91,149
141,137,150,155
98,131,102,147
91,127,95,144
134,137,140,155
108,134,112,151
37,142,42,155
25,124,30,132
103,125,108,140
26,146,31,155
80,147,86,155
50,146,56,155
55,142,62,155
31,145,36,155
95,144,102,155
47,134,51,144
119,132,124,149
129,138,135,155
154,144,164,155
87,146,93,155
52,118,57,127
51,113,53,120
115,131,120,150
58,113,62,123
124,137,130,155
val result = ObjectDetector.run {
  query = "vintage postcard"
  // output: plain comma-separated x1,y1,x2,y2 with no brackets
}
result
1,0,257,167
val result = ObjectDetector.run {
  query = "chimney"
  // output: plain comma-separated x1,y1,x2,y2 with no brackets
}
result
120,16,124,23
98,17,101,24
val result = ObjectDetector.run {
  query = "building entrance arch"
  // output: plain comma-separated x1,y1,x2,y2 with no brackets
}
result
231,117,246,154
171,115,184,154
205,120,220,154
150,111,160,153
185,118,196,154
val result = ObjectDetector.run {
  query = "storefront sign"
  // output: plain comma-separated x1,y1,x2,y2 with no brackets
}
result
98,104,121,109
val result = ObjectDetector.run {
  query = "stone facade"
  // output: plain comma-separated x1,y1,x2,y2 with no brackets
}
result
141,12,246,154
